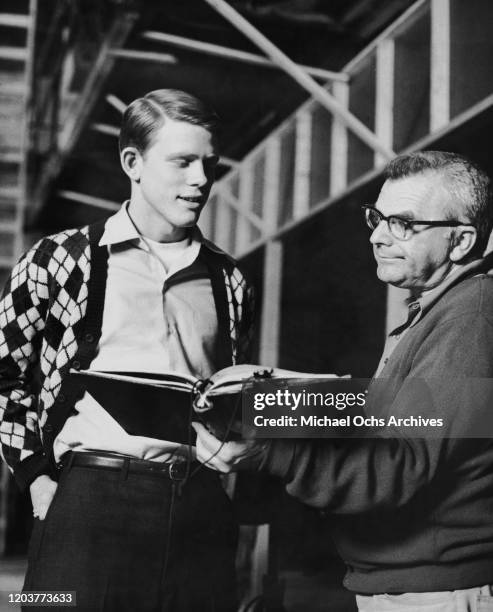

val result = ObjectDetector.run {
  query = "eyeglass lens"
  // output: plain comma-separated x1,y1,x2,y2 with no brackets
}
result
365,208,408,238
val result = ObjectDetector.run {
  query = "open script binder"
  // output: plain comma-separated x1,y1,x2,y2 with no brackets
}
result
70,364,339,411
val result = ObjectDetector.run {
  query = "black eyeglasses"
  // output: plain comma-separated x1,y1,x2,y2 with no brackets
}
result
361,205,473,241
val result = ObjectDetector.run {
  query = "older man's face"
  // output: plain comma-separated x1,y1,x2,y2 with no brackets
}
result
370,173,458,292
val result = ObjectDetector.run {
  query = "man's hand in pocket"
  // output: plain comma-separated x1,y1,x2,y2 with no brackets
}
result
30,474,58,520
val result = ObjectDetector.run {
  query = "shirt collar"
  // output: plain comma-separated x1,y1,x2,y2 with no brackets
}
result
98,201,230,259
390,255,493,336
99,202,139,246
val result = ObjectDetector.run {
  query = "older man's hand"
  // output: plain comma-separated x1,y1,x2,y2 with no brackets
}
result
192,422,268,473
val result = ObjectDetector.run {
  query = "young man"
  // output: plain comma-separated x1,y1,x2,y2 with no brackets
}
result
0,89,253,611
194,151,493,611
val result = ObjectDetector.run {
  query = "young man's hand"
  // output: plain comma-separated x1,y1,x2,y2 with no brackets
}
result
192,422,268,473
30,474,58,520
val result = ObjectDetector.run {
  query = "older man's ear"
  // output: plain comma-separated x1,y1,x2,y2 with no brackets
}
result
449,226,477,262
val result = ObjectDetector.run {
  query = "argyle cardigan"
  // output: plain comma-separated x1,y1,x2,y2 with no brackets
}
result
0,222,254,490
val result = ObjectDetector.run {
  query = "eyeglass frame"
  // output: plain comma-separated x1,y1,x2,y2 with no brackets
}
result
361,205,474,241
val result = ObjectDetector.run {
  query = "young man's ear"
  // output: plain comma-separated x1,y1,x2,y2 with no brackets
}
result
120,147,142,183
449,226,477,262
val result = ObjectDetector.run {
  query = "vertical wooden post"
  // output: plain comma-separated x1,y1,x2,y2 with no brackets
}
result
430,0,450,130
375,39,395,167
292,109,312,218
237,163,254,254
260,134,283,366
203,0,394,159
374,38,407,334
330,81,349,197
245,134,283,602
15,0,37,260
213,193,232,252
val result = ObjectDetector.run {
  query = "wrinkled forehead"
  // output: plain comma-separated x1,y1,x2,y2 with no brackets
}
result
376,172,451,218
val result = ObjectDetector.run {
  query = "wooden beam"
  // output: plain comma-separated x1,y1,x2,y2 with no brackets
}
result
0,186,21,200
260,240,283,366
0,47,28,61
330,81,349,196
293,110,312,218
142,31,349,83
91,122,120,137
57,13,137,155
0,151,23,163
203,0,395,160
263,135,282,232
375,39,395,167
344,0,427,76
0,14,30,28
57,190,120,211
0,81,26,96
105,94,126,114
214,186,265,231
258,133,283,363
0,221,19,232
108,48,177,64
0,256,16,268
358,0,418,39
236,163,254,252
14,0,37,262
213,194,233,252
218,155,239,168
235,94,493,260
430,0,450,130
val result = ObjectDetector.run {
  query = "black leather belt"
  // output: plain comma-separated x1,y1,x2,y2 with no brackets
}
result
66,451,190,481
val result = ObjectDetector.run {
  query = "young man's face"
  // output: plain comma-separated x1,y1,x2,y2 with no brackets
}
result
370,173,459,293
127,118,218,241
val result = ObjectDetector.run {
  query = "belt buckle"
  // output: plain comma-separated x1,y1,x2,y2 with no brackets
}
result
168,462,185,481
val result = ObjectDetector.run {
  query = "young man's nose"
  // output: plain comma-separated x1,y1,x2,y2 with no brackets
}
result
187,160,208,187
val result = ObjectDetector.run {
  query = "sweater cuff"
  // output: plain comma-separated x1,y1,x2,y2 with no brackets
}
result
13,451,52,492
260,439,297,480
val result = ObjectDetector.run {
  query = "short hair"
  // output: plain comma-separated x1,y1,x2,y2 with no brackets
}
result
119,89,219,154
384,151,493,256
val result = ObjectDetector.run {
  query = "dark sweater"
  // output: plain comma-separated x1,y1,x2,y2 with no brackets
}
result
264,261,493,593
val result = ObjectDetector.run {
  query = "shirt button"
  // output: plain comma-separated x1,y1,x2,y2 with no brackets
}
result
58,393,66,403
410,303,419,310
84,333,95,343
72,360,81,370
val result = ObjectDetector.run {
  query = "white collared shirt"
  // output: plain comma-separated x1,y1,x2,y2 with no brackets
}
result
54,204,220,462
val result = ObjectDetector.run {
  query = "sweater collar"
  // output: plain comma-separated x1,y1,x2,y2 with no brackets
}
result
390,254,493,336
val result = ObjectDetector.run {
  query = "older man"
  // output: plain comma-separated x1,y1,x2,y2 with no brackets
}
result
194,151,493,611
0,89,253,611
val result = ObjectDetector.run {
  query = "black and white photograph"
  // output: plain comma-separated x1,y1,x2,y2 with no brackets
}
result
1,0,493,611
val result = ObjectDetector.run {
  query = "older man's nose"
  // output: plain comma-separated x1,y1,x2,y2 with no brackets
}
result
369,218,393,245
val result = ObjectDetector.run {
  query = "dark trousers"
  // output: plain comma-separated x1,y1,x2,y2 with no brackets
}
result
23,460,238,611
